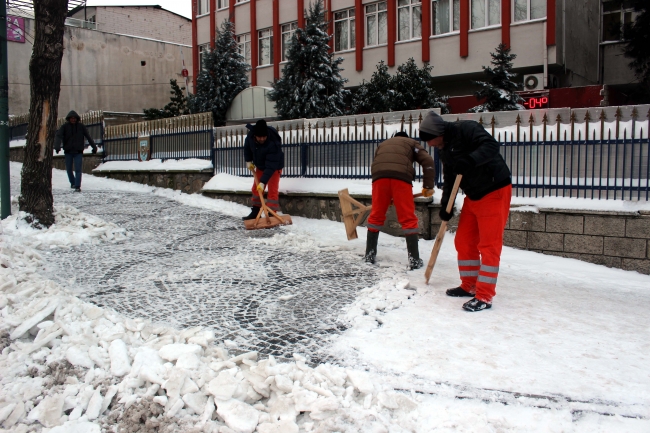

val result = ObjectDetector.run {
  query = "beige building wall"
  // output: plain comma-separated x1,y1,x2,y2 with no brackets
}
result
8,18,193,116
69,6,192,45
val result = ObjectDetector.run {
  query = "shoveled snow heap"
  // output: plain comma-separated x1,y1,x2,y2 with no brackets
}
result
0,206,419,432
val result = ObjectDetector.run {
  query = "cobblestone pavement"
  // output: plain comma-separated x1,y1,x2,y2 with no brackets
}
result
29,187,378,362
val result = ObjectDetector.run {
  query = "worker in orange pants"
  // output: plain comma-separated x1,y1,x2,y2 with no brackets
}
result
250,168,281,212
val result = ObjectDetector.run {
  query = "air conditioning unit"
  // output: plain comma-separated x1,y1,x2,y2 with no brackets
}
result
523,73,544,91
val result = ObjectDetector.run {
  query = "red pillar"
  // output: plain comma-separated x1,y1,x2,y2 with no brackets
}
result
421,0,430,62
298,0,305,28
250,0,258,85
387,0,396,66
547,0,556,45
192,0,199,92
273,0,280,80
501,0,510,48
326,0,333,52
355,0,363,71
460,0,469,57
210,0,216,48
229,0,235,23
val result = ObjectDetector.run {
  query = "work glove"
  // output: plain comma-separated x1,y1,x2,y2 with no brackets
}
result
454,156,475,175
439,198,454,222
256,182,265,193
421,188,434,198
246,161,255,172
92,147,98,154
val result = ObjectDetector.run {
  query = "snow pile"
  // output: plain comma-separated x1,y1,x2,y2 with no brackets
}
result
94,159,213,172
0,207,423,433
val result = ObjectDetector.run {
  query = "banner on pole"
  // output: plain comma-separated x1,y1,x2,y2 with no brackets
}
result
6,16,25,44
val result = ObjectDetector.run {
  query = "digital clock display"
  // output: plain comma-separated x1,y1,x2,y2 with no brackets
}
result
523,96,549,109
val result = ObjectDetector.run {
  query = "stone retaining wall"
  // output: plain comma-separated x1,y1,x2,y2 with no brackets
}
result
10,146,104,174
92,170,213,194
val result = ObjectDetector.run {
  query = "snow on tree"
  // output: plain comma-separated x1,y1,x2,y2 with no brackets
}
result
268,0,349,119
351,59,449,114
469,43,525,113
143,79,190,120
188,20,250,126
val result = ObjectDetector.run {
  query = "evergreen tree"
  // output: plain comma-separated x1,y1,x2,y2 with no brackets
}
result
392,58,449,113
623,1,650,98
268,0,349,119
351,61,394,114
143,79,190,120
188,20,250,126
469,43,524,113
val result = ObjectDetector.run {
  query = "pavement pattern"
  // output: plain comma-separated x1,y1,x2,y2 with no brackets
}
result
14,182,378,363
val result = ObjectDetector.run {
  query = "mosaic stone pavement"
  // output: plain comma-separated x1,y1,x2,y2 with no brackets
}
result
23,187,379,363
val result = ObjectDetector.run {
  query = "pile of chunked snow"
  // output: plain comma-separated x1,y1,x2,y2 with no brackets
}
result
0,209,420,432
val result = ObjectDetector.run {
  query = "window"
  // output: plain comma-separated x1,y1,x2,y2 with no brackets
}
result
218,0,228,10
334,9,355,51
602,1,637,42
432,0,460,35
237,33,251,65
258,29,273,66
398,0,421,41
514,0,546,22
471,0,499,29
235,0,247,3
198,0,209,15
198,44,209,70
281,22,298,61
366,2,387,46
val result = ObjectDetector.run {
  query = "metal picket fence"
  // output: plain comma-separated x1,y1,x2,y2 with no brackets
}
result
8,111,104,144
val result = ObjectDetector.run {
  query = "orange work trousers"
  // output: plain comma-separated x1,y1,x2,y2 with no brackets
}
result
454,184,512,303
251,169,281,211
367,178,419,235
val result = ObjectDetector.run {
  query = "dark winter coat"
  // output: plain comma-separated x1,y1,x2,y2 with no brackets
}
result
440,120,511,202
54,111,97,155
371,137,436,189
243,124,284,184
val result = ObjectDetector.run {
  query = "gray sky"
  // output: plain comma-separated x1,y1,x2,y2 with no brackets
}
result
85,0,191,19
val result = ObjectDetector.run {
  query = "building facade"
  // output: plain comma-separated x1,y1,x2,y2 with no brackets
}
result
191,0,640,103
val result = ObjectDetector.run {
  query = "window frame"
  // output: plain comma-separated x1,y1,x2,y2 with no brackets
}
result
397,0,422,42
236,33,251,66
197,0,210,16
513,0,547,23
469,0,500,31
217,0,228,10
281,22,298,62
198,44,210,70
258,28,274,66
365,2,388,47
431,0,460,37
334,8,356,52
601,1,637,42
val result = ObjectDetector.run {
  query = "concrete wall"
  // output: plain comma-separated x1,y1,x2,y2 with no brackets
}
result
8,18,193,116
602,43,637,86
563,0,600,87
69,6,191,45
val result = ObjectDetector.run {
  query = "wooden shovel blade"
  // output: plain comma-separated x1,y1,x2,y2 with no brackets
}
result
244,214,292,230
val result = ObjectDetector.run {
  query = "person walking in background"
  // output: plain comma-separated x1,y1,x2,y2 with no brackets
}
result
54,111,97,192
365,131,436,270
242,119,285,220
419,111,512,312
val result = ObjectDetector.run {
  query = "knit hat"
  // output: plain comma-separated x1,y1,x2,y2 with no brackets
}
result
419,111,445,141
394,131,409,138
253,119,268,137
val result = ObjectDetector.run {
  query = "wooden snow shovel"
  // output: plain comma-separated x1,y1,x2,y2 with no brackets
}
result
244,170,292,230
424,174,463,284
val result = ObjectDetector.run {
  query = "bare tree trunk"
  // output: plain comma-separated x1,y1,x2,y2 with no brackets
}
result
18,0,68,227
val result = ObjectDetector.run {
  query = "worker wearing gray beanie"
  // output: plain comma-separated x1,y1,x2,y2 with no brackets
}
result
419,111,512,312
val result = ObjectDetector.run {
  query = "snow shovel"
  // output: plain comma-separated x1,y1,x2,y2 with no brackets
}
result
425,175,463,284
244,170,292,230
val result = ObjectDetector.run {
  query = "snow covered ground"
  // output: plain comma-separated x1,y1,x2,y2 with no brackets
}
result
1,162,649,432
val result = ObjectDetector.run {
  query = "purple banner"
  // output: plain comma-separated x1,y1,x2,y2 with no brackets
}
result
7,16,25,43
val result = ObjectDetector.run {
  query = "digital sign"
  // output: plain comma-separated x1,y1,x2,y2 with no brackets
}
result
523,96,549,109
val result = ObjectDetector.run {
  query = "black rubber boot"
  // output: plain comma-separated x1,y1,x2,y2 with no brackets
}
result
242,207,260,221
364,230,379,264
446,287,474,297
406,234,423,270
463,298,492,312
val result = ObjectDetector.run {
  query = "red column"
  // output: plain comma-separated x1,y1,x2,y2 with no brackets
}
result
501,0,510,48
421,0,430,62
298,0,305,28
355,0,364,71
210,0,216,48
229,0,235,23
273,0,280,80
547,0,556,45
192,0,199,92
460,0,469,57
250,0,258,86
326,0,333,52
387,0,396,66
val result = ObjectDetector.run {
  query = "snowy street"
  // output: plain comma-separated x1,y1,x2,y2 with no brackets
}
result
1,162,649,432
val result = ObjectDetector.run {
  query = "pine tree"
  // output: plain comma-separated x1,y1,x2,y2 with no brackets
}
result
392,58,449,113
469,43,524,113
623,1,650,98
143,79,190,120
351,61,394,114
268,0,349,119
188,20,250,126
